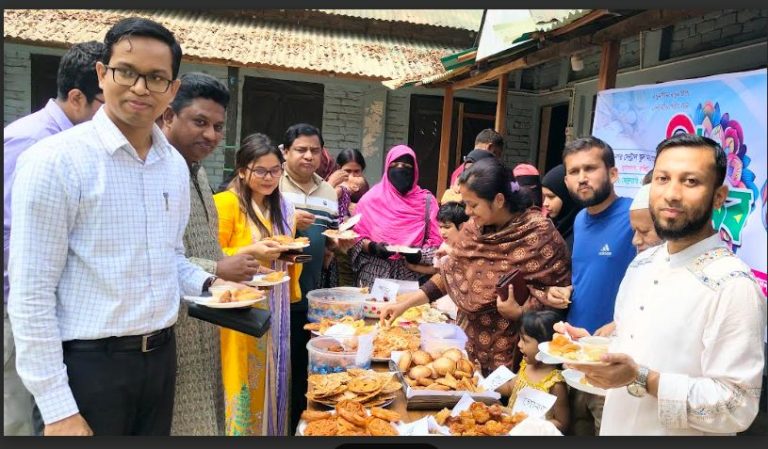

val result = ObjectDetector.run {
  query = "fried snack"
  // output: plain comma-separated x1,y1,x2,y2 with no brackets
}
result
370,407,401,423
367,417,398,436
372,326,421,359
261,270,286,282
443,402,528,436
300,410,333,422
303,418,338,436
336,400,368,427
548,333,580,356
307,370,400,408
303,316,376,336
393,303,448,325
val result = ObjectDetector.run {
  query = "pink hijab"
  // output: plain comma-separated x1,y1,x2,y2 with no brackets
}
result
354,145,442,247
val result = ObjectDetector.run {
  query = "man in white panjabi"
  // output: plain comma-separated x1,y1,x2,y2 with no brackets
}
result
566,134,766,435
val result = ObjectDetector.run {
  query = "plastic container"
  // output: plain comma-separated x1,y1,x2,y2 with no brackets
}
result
419,323,468,353
362,299,395,318
306,288,368,323
306,334,375,374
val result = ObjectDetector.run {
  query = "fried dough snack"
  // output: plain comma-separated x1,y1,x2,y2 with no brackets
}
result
299,400,401,436
441,402,527,436
372,326,420,359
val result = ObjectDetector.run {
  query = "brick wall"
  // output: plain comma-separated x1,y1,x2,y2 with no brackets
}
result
667,9,768,59
322,83,365,154
384,90,410,152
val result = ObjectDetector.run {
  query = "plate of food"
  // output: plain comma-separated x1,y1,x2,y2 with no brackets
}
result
562,369,607,396
537,333,608,365
297,400,402,436
247,270,290,287
434,402,528,436
304,317,377,337
184,286,265,309
264,235,311,249
306,369,402,409
372,326,421,361
323,229,360,240
385,244,419,254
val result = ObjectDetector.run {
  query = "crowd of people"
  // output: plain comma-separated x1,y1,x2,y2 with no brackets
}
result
3,16,765,437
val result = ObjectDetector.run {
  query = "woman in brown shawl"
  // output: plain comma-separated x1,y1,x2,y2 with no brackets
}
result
380,158,571,375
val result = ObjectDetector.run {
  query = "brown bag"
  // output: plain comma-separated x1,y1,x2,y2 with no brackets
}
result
495,269,529,306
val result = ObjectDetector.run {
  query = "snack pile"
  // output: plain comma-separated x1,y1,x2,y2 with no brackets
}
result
547,333,606,362
215,287,263,303
396,347,484,393
300,401,401,436
393,304,448,325
304,316,376,336
306,369,402,408
259,270,286,282
265,235,310,246
372,326,421,359
434,402,527,436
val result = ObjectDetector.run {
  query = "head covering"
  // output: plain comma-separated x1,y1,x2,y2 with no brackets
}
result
354,145,443,247
629,183,652,211
316,147,339,180
464,149,495,165
541,164,582,240
513,164,543,207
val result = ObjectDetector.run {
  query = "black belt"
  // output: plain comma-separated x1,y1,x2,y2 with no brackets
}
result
62,327,174,353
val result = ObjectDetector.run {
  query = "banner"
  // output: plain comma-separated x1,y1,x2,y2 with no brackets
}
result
592,69,767,295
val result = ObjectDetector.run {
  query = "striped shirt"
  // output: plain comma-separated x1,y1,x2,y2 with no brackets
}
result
8,108,211,425
279,172,338,305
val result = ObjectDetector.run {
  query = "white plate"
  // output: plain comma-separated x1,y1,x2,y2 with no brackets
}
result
339,213,363,232
279,242,311,250
562,369,607,396
183,296,264,309
322,229,360,240
535,351,562,365
247,274,290,287
385,245,419,254
537,342,606,366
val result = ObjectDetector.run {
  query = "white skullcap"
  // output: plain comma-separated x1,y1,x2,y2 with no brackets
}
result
629,183,651,211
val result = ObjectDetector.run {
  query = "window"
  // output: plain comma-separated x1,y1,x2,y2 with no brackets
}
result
30,54,61,112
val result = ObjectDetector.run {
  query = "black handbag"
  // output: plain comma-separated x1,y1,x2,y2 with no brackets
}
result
187,300,271,338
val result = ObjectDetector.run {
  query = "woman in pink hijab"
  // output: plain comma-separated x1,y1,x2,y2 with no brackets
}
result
350,145,443,287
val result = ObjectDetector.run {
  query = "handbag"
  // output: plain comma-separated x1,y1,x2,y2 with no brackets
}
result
187,301,271,338
495,269,530,306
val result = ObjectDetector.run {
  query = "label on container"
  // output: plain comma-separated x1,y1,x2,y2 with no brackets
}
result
371,278,400,302
478,364,516,391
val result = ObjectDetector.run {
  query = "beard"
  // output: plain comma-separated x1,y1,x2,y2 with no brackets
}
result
651,193,714,241
572,178,613,208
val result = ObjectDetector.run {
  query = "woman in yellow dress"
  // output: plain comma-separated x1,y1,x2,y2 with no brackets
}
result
214,133,302,435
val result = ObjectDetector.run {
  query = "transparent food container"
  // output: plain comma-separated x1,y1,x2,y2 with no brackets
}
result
306,335,374,374
419,322,468,353
306,288,368,323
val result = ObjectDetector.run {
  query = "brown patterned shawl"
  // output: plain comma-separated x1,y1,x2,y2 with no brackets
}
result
441,207,571,375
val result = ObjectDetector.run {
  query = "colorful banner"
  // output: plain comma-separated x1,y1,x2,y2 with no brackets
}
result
592,69,767,295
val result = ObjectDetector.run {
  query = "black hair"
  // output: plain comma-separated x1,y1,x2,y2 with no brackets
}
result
232,133,289,238
562,136,616,169
283,123,324,150
655,133,726,188
474,128,504,149
518,309,562,344
102,17,183,79
437,202,469,229
170,72,229,113
57,41,104,102
336,148,366,171
458,158,532,213
642,169,654,185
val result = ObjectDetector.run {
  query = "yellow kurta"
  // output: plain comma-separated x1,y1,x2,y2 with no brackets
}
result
213,190,301,435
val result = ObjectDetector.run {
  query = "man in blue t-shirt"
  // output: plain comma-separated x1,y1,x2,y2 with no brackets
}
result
547,136,635,436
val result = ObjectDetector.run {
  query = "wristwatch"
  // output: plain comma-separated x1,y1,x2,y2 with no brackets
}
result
202,275,218,293
627,365,649,397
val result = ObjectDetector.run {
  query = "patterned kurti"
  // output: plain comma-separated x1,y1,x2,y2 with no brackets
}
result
171,163,225,436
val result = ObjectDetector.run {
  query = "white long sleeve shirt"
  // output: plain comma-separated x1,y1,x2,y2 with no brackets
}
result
8,108,211,425
600,234,766,435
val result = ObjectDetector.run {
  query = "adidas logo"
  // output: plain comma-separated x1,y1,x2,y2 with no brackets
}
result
599,244,612,256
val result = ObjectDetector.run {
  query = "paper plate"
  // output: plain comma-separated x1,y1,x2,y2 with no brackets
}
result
562,369,607,396
537,342,606,366
247,273,290,287
183,296,264,309
385,245,419,254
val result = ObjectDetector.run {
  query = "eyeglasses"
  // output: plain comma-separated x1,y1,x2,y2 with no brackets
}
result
246,166,284,179
105,66,173,93
291,146,322,156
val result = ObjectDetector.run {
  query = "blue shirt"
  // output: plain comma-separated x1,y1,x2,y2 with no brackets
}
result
8,108,210,424
3,99,74,303
566,196,635,333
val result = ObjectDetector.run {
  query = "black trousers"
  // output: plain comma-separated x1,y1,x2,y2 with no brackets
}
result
289,308,310,433
34,330,177,436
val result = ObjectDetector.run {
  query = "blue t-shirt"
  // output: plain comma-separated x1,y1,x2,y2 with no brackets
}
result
566,197,635,334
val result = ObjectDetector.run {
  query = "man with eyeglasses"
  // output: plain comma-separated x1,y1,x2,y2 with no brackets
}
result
3,40,104,437
9,18,227,436
161,72,261,435
277,123,342,431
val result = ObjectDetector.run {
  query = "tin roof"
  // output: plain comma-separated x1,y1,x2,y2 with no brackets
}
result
4,9,465,81
315,9,484,31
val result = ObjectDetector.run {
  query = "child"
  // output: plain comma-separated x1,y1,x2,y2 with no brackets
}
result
497,309,570,433
431,202,470,320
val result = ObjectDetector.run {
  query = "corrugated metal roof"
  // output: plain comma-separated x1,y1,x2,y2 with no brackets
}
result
315,10,484,31
3,9,463,81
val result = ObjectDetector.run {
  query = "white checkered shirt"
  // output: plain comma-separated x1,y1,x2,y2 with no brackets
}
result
7,108,211,425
